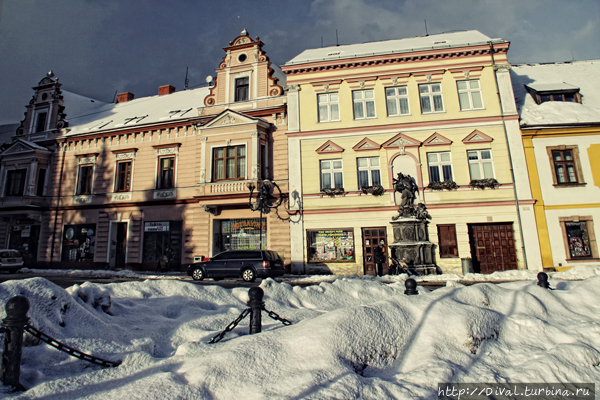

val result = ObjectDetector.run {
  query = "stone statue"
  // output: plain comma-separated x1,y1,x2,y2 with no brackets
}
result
394,172,418,208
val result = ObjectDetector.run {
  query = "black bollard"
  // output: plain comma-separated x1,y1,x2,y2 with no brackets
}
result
537,272,551,289
404,278,419,295
0,296,30,391
248,287,264,334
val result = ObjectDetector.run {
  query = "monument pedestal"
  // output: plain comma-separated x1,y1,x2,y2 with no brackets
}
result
388,218,437,275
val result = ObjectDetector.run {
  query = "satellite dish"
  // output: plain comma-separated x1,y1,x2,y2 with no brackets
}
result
206,75,213,84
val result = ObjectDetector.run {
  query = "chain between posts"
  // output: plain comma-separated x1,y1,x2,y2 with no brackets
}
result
264,308,292,325
23,324,121,368
209,308,251,344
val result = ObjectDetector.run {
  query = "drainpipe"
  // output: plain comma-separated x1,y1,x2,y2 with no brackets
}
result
488,41,528,269
49,140,66,269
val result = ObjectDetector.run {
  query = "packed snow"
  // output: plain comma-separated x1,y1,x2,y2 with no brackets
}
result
0,266,599,399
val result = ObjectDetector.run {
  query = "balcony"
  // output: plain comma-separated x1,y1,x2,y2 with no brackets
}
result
0,196,49,208
209,181,249,194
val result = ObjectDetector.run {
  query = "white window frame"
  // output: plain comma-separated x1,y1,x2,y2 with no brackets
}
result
467,149,495,180
320,159,344,190
317,93,340,123
457,80,484,110
32,109,49,133
419,83,445,114
427,152,453,182
357,157,381,188
76,163,94,195
385,86,410,116
352,89,376,120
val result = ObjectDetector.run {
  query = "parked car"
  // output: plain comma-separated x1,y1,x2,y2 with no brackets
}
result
187,250,285,282
0,249,24,274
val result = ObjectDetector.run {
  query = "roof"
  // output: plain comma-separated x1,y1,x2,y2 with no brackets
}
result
284,30,505,66
63,87,210,136
511,60,600,127
525,82,579,92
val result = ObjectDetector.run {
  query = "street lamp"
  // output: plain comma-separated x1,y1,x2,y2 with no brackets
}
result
247,180,283,250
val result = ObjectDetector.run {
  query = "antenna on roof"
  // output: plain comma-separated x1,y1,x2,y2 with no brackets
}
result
336,29,339,46
185,67,189,90
112,90,117,103
424,19,429,36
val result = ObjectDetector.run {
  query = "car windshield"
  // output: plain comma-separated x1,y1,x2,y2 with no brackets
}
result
1,251,20,258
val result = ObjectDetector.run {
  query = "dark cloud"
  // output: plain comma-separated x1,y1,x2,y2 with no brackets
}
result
1,0,598,124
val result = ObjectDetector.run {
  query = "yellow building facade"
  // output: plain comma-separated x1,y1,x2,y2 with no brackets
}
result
284,31,542,275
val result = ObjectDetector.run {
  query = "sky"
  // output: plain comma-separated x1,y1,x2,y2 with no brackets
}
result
0,0,599,125
0,266,599,398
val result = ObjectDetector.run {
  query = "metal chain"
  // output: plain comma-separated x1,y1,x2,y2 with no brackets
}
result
264,308,292,326
208,308,251,344
24,324,121,368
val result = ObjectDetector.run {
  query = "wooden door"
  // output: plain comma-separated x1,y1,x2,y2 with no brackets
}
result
362,227,388,276
468,223,517,274
115,222,128,269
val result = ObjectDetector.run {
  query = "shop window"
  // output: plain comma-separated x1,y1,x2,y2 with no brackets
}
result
317,93,340,122
62,224,96,262
213,146,245,181
419,83,444,113
559,217,598,260
115,160,132,192
352,89,376,119
467,149,495,180
437,224,458,258
547,146,585,186
357,157,381,188
5,169,27,196
142,221,182,266
158,156,175,189
235,77,249,102
386,86,410,116
77,164,94,195
308,229,355,262
320,159,343,189
427,152,453,182
216,218,266,252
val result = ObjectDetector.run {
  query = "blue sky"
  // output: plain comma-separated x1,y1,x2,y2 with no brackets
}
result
1,0,598,124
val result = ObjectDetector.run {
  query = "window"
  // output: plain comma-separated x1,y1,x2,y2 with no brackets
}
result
552,149,579,184
427,152,453,182
5,169,26,196
467,150,494,180
116,161,132,192
352,90,376,119
77,164,94,195
320,159,343,189
317,93,340,122
36,168,46,196
437,224,458,258
158,156,175,189
308,229,355,262
35,112,47,132
235,77,249,102
62,224,96,262
419,83,444,113
457,80,484,110
559,217,598,260
357,157,381,188
213,146,246,181
216,219,266,252
386,87,410,116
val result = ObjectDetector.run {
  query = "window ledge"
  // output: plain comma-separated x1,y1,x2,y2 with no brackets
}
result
459,108,486,112
553,182,586,188
387,114,412,118
565,258,600,263
421,111,446,115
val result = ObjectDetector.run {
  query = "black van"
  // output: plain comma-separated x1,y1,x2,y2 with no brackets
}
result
187,250,285,282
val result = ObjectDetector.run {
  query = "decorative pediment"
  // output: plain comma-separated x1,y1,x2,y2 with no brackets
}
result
462,130,493,144
423,132,453,147
1,139,50,156
316,140,344,154
311,80,342,93
352,138,381,152
203,110,257,129
382,133,421,149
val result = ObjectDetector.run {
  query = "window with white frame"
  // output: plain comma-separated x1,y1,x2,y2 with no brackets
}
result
357,157,381,188
385,86,410,116
419,83,444,113
4,169,27,196
213,146,246,181
427,152,453,182
157,156,175,189
457,80,484,110
320,159,343,189
235,77,249,102
35,111,47,133
467,149,495,180
77,164,94,195
317,93,340,122
115,160,132,192
353,89,376,119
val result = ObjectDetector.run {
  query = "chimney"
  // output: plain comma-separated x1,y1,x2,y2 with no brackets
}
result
117,92,135,103
159,85,176,96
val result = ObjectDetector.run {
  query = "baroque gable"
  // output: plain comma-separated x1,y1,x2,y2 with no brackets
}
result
316,140,344,154
382,133,421,149
462,129,493,144
423,132,453,146
352,137,381,151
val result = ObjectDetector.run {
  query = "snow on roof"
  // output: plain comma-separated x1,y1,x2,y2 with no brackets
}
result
285,30,504,66
525,82,579,92
64,87,210,136
511,60,600,127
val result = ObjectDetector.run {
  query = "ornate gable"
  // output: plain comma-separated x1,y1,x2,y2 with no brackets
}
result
1,139,51,156
316,140,344,154
203,109,258,129
352,137,381,152
462,129,493,144
423,132,453,146
382,133,421,149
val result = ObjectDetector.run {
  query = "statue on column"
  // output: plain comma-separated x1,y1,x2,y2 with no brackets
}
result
392,172,430,220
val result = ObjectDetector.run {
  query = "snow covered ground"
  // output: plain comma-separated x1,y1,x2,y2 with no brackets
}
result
0,266,598,399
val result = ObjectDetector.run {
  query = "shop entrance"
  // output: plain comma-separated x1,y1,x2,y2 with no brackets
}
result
468,223,518,274
362,227,388,276
213,218,266,254
8,225,40,267
109,222,128,269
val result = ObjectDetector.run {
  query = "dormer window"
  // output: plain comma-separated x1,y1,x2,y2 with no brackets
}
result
35,111,47,132
525,83,581,105
235,77,249,102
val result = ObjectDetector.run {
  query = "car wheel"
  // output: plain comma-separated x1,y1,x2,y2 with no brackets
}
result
191,268,205,281
242,268,256,282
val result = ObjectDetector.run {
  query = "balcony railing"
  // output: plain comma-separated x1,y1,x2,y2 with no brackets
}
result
209,181,249,194
0,196,49,207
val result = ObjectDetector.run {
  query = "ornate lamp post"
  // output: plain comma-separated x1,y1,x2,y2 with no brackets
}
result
247,180,283,250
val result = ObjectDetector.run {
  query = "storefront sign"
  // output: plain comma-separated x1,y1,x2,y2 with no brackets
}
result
145,221,170,232
21,226,31,238
231,220,265,231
